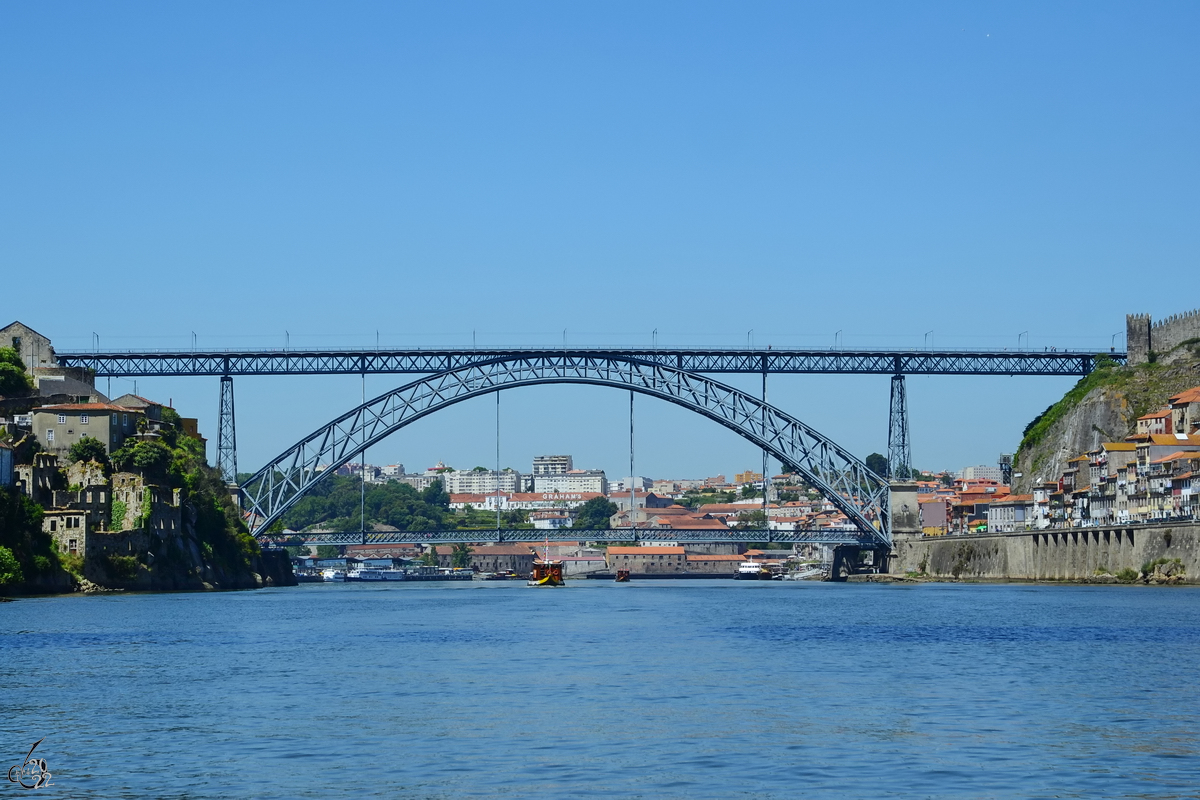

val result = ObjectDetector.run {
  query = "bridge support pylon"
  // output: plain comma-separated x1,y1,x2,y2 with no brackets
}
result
888,373,912,480
217,375,238,485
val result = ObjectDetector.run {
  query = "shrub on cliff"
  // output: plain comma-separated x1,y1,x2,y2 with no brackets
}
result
68,436,109,466
0,347,34,397
0,488,57,588
0,546,23,586
110,440,173,477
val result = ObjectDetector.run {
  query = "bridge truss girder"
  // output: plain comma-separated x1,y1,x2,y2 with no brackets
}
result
58,348,1114,378
240,355,891,546
267,528,876,547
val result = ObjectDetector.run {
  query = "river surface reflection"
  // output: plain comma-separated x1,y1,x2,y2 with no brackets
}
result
3,580,1199,798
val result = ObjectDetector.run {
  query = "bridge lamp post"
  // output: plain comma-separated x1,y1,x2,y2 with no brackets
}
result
924,330,933,349
1018,331,1028,350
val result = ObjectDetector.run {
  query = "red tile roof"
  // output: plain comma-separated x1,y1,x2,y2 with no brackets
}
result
1168,387,1200,405
607,546,685,555
34,403,140,413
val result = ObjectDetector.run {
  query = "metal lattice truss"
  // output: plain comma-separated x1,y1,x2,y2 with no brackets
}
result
267,528,876,546
240,355,891,545
58,348,1115,377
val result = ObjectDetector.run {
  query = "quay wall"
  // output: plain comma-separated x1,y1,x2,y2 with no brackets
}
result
891,523,1200,582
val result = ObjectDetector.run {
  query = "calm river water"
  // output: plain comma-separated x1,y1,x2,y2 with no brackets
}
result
3,580,1199,798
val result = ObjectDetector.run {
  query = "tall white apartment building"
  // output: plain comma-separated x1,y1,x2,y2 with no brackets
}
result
443,468,523,494
532,455,573,476
534,469,607,494
959,465,1004,482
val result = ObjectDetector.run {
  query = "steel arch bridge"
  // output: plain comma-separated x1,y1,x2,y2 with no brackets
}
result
239,355,891,547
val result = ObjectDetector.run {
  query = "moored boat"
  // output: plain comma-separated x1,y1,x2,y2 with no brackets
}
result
615,569,631,582
346,568,408,582
321,569,346,582
735,560,772,580
527,560,565,586
484,570,519,580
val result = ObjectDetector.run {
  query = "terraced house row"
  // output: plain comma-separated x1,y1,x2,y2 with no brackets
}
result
926,387,1200,534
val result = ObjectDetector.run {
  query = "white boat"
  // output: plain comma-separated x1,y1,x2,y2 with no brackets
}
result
346,568,408,582
736,560,771,580
321,569,346,582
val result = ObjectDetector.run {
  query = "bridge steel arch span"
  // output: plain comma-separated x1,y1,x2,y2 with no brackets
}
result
239,355,891,547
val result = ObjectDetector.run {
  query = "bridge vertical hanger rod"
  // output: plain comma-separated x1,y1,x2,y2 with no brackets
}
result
217,374,238,485
887,369,912,481
496,389,501,535
629,390,636,542
361,369,366,545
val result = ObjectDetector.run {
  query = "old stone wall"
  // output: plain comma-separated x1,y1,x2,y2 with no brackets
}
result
893,523,1200,582
1128,309,1200,366
1152,309,1200,361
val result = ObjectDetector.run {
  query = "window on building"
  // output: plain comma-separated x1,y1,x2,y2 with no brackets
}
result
68,539,78,554
49,519,56,531
123,414,128,426
58,414,67,424
81,414,89,425
47,430,54,443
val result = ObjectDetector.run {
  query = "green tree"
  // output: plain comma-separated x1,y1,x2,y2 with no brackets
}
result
0,347,33,397
451,543,471,568
740,484,761,499
316,545,341,559
421,479,450,508
865,452,889,478
0,487,53,588
0,546,24,585
572,496,618,529
68,435,109,465
421,545,439,566
111,440,174,476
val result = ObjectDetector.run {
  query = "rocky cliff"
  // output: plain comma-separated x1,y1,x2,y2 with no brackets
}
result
1013,355,1200,492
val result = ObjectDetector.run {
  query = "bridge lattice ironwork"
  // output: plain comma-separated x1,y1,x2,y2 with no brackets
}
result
57,348,1119,377
269,528,875,546
240,355,892,546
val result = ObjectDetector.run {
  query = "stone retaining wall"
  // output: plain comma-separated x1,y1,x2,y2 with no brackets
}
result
892,523,1200,582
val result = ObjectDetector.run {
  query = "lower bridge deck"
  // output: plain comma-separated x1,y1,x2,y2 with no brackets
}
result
262,528,878,546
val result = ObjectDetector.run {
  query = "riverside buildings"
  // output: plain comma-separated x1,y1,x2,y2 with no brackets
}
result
918,386,1200,534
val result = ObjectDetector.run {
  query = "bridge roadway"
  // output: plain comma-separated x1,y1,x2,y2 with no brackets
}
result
57,346,1122,377
267,528,876,547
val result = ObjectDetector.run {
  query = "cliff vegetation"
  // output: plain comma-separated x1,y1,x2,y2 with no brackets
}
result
1014,348,1200,491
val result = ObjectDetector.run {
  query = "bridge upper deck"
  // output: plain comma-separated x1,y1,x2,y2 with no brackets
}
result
57,347,1120,377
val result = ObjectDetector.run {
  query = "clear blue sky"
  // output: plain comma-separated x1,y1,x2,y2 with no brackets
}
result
3,2,1198,479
